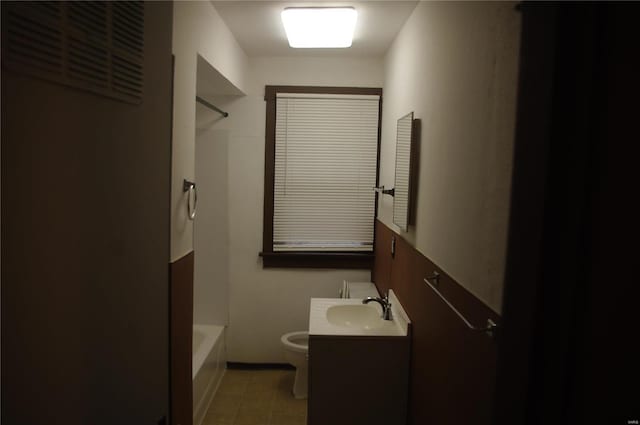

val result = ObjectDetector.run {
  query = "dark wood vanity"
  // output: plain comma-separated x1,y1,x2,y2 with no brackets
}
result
308,334,411,425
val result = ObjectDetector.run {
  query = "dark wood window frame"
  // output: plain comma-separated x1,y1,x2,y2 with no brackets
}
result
260,85,383,269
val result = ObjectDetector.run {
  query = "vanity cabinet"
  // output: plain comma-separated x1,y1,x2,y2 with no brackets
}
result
308,334,411,425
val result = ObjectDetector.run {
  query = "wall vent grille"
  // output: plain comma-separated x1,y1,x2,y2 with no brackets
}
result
2,1,144,104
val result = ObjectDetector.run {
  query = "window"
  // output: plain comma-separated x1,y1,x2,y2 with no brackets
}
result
261,86,382,268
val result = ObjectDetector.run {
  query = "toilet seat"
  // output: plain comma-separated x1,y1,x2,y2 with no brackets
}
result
281,331,308,354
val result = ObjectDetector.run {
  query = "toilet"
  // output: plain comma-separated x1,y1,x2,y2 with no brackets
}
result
280,282,379,399
280,331,309,399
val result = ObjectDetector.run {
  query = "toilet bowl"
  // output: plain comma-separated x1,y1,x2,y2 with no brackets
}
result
280,331,309,399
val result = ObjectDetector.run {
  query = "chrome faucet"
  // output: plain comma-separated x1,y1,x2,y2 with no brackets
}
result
362,294,393,320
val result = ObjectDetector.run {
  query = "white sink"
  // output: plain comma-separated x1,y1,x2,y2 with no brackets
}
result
325,304,386,329
309,290,410,336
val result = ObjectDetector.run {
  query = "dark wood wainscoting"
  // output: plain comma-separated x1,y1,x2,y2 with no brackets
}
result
372,220,501,425
372,219,394,295
170,252,194,425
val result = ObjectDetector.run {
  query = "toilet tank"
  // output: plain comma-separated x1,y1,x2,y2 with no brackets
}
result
341,281,379,299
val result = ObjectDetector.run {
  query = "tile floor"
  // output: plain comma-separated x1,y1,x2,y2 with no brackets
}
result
201,368,307,425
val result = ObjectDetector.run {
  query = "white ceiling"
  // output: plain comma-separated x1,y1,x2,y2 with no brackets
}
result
211,1,419,57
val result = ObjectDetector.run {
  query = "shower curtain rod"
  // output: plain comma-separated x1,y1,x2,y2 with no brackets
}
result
195,95,229,117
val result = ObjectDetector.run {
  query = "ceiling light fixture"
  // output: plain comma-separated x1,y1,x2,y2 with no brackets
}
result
281,7,358,48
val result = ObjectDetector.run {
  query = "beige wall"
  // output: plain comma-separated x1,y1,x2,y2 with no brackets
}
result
214,57,384,362
194,123,229,326
173,1,383,361
173,0,520,362
378,1,521,312
172,1,249,261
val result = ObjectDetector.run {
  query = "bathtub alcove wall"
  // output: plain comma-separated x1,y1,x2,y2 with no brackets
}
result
192,55,244,425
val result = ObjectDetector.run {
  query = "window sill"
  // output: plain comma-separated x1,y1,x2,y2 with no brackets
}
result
259,251,374,269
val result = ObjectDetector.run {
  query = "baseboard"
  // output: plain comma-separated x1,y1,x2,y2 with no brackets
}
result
227,362,294,370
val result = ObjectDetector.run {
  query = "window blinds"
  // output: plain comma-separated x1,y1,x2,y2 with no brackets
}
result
274,93,380,251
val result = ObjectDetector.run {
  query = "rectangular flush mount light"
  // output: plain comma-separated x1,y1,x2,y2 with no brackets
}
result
281,7,357,48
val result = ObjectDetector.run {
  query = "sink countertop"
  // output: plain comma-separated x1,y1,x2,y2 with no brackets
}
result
309,290,410,336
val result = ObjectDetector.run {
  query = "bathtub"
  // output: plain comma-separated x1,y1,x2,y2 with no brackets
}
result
193,324,226,425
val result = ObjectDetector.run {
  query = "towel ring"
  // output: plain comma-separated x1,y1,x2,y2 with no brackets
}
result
183,179,197,220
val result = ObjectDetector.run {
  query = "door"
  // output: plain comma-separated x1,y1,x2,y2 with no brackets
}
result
1,3,173,424
494,3,639,423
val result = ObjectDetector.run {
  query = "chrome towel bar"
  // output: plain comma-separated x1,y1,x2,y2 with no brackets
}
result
423,275,498,338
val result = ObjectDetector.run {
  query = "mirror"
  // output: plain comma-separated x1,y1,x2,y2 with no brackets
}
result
393,112,418,231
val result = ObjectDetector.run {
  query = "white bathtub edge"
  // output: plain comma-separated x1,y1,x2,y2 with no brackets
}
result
193,324,226,425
